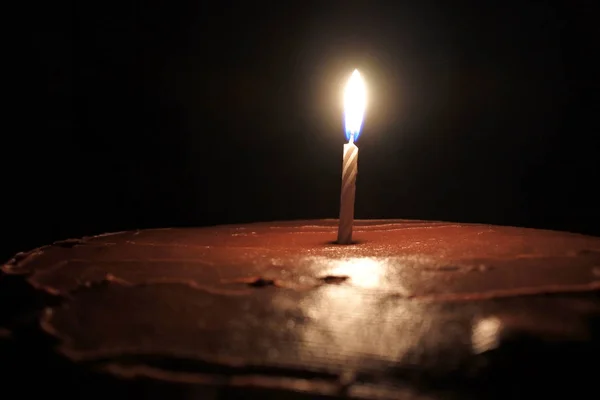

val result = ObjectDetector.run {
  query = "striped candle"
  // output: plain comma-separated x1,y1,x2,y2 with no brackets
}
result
337,139,359,244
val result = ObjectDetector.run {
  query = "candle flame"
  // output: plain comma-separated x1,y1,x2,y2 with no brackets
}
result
343,69,366,142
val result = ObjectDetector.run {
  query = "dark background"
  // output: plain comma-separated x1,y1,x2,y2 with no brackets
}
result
3,0,599,261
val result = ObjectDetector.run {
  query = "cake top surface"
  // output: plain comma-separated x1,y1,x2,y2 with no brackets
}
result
4,219,599,298
2,220,600,399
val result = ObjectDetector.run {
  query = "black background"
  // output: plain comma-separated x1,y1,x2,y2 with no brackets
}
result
3,0,599,261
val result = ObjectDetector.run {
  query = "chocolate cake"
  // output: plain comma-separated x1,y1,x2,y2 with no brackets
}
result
1,220,599,399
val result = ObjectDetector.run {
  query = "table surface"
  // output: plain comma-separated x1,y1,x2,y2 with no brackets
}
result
1,220,600,399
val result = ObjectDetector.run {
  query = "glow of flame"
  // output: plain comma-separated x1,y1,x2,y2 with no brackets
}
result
343,69,367,142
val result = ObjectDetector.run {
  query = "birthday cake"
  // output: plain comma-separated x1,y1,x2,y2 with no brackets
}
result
1,220,599,399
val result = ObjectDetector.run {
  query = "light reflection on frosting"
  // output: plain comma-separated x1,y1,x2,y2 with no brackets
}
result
301,255,433,294
296,285,427,367
267,257,480,370
294,257,425,368
471,316,501,354
326,257,386,288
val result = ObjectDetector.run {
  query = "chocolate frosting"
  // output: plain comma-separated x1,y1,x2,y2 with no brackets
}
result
1,220,600,399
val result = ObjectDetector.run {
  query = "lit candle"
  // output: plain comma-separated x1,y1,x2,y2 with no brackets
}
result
337,69,366,244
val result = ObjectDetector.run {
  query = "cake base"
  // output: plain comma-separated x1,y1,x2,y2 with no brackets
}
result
1,220,600,399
